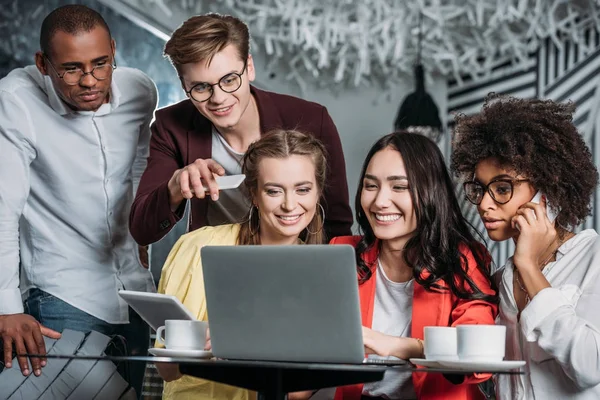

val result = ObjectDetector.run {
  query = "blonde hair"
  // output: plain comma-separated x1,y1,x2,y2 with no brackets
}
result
237,130,328,246
164,13,249,73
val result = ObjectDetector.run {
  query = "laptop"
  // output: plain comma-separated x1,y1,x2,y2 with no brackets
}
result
201,245,406,365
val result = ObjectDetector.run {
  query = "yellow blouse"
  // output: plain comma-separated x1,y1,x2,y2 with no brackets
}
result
157,223,255,400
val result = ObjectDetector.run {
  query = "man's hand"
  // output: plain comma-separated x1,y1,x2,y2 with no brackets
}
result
167,159,225,211
0,314,61,376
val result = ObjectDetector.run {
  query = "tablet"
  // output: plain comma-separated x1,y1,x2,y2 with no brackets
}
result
118,290,196,331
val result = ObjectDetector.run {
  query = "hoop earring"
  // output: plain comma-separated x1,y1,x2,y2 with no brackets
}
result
248,205,259,236
306,203,325,235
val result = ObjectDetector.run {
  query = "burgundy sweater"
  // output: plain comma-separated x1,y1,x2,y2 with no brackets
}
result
129,86,353,245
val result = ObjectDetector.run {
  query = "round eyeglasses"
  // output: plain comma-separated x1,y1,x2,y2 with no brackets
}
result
44,55,116,86
185,63,247,102
463,178,530,205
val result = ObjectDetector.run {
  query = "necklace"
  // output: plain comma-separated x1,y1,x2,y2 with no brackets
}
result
514,271,531,303
514,233,573,303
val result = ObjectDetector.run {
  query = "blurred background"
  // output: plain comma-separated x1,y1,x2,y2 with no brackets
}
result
3,1,600,396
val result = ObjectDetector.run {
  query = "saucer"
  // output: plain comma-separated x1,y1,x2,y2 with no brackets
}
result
409,358,444,368
438,359,526,372
148,348,213,358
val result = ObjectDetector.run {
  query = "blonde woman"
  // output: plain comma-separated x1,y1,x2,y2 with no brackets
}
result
155,130,328,400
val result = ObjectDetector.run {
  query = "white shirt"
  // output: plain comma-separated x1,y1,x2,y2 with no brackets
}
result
495,229,600,399
206,127,250,226
0,65,156,324
363,260,416,399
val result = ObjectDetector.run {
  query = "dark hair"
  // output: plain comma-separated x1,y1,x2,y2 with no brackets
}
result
355,131,497,303
40,5,111,56
237,129,327,245
165,13,250,73
451,94,599,229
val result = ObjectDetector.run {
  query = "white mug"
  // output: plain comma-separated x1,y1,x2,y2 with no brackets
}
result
423,326,458,360
155,320,208,350
457,325,506,361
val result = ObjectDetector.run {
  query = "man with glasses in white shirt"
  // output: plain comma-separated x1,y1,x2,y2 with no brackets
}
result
0,5,156,396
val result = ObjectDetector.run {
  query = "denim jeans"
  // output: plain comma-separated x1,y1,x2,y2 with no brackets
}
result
24,288,149,399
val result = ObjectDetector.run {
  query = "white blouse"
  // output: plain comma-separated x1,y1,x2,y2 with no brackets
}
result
495,229,600,399
0,66,156,323
363,260,416,400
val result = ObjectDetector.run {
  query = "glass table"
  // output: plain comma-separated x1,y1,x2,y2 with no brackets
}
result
22,354,524,400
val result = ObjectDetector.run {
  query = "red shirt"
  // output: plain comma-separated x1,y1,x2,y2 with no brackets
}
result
331,236,498,400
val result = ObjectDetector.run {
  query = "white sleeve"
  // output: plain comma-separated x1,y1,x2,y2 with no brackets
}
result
131,76,157,195
520,257,600,389
0,91,36,314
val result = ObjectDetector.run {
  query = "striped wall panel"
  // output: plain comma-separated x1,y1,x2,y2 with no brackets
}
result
447,23,600,269
539,27,600,233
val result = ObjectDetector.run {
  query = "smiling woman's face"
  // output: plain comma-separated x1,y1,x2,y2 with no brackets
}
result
473,158,536,241
360,146,417,250
254,155,320,245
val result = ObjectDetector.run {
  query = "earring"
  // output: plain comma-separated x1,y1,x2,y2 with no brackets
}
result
248,205,259,236
306,203,325,235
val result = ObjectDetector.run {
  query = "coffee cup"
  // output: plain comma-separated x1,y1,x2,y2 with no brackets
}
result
155,320,208,350
456,324,506,361
423,326,458,360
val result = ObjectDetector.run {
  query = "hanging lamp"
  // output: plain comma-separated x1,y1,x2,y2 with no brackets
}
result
394,12,443,142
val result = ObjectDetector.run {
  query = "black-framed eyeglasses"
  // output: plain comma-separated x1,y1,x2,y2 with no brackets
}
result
44,55,116,86
463,178,530,205
185,62,247,103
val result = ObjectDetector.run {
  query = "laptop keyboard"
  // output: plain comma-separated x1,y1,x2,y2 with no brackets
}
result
362,358,407,366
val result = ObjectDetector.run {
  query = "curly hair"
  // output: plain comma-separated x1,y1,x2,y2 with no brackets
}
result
451,94,598,229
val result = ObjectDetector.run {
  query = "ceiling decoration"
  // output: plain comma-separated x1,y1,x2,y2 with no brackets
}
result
142,0,600,91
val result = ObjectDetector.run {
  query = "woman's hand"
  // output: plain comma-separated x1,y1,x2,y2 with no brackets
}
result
155,362,183,382
205,327,211,350
511,196,557,272
362,327,421,359
288,391,316,400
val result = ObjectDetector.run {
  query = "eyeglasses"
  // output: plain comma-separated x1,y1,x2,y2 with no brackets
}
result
463,178,530,205
185,62,247,102
44,55,116,86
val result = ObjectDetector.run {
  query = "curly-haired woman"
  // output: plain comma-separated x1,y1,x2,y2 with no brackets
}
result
452,94,600,399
